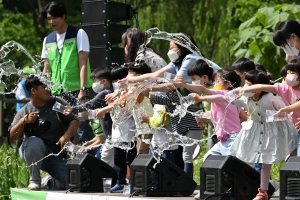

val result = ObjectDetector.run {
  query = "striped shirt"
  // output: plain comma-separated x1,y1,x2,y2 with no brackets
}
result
152,92,202,135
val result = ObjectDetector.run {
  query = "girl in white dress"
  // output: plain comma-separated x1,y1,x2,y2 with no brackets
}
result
189,70,298,200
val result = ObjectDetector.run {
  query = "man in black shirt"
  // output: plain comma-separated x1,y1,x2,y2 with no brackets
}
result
9,76,79,190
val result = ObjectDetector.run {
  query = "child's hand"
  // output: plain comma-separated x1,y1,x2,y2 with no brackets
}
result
63,106,73,116
140,114,150,124
188,93,202,103
78,136,104,153
273,106,292,116
105,91,119,103
177,76,186,86
195,117,209,128
96,108,106,119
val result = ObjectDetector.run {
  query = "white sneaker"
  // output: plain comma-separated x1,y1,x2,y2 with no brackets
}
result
27,182,41,191
41,173,52,189
194,193,200,199
270,179,280,192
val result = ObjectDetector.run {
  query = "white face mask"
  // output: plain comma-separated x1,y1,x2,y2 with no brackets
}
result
167,50,179,62
243,92,255,98
285,74,300,86
92,81,104,93
192,80,201,85
283,40,299,56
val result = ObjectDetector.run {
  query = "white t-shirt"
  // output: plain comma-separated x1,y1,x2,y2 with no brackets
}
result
41,28,89,59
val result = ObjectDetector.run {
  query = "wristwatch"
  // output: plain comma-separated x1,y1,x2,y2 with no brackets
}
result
80,86,87,91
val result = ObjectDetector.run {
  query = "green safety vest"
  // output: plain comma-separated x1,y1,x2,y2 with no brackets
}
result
45,25,92,95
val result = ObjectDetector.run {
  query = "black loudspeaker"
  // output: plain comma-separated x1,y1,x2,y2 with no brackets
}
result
200,155,275,200
280,156,300,200
66,153,117,192
81,0,133,69
130,154,197,196
89,45,125,68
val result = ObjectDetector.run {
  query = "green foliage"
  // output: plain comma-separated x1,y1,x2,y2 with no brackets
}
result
0,141,29,200
0,6,41,69
231,4,300,78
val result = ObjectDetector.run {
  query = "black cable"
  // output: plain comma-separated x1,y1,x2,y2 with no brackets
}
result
129,181,158,198
204,187,232,200
65,178,90,194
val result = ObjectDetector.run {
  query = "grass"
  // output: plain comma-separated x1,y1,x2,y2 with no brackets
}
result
0,140,29,200
193,139,284,184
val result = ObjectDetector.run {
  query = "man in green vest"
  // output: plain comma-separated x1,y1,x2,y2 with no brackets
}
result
41,1,92,102
41,1,94,146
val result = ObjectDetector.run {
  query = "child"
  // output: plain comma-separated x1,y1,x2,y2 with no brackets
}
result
63,67,113,165
231,58,256,85
190,70,297,200
243,59,300,155
126,62,154,155
143,77,203,178
185,59,216,149
181,68,246,160
109,65,138,192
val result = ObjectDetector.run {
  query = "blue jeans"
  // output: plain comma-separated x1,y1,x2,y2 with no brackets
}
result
203,133,238,161
95,145,103,159
114,144,137,185
77,120,94,145
19,136,68,189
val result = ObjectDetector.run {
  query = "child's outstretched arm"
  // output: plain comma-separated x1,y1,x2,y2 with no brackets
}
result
242,84,277,94
274,101,300,115
178,76,212,95
189,93,229,104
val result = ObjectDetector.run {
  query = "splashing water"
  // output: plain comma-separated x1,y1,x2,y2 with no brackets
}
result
142,28,214,69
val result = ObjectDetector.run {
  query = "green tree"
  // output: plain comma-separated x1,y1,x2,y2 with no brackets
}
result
231,4,300,78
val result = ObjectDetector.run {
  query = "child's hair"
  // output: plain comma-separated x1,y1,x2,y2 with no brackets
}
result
90,67,111,84
127,60,152,75
284,58,300,75
273,20,300,47
280,65,287,78
245,70,270,97
231,58,255,73
255,64,273,81
213,68,241,90
187,59,214,81
111,64,128,81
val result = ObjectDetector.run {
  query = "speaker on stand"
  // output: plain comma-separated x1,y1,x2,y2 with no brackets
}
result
200,155,275,200
280,156,300,200
130,154,197,197
81,0,134,70
66,153,117,192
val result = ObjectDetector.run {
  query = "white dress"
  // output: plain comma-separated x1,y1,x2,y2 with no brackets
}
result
230,93,297,164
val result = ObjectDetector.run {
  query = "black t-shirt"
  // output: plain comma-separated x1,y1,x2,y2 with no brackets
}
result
10,97,78,149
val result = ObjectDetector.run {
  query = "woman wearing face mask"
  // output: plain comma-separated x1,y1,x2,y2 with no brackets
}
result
121,33,221,84
273,20,300,62
242,59,300,155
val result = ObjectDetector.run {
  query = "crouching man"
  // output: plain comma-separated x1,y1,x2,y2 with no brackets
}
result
9,76,80,190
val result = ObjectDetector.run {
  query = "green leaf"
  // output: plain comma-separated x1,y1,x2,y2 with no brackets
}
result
239,27,261,43
249,42,261,56
239,17,256,31
234,49,248,58
232,40,244,51
268,11,289,30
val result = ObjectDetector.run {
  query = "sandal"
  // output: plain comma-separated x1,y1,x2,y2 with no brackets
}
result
253,188,268,200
